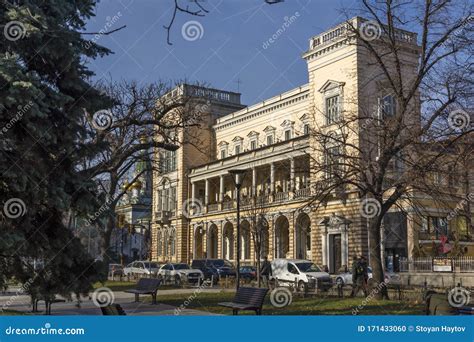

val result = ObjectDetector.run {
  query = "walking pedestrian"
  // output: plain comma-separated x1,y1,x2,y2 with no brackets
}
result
260,256,272,288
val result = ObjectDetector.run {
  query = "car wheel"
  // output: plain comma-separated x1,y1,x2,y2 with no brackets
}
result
175,275,182,286
336,277,344,285
298,281,306,292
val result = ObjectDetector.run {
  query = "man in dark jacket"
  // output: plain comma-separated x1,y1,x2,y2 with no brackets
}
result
352,256,369,297
260,256,272,288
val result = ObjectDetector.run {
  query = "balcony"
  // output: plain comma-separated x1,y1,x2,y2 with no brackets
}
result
155,210,172,224
294,187,311,199
207,203,219,213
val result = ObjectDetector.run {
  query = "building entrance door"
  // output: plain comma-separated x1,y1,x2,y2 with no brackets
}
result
329,234,342,273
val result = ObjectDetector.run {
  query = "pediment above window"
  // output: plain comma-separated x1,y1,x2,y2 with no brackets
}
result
232,136,243,143
263,125,276,133
247,130,259,138
318,80,345,93
280,120,295,128
218,141,228,147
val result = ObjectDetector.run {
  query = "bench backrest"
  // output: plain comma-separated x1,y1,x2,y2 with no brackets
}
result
233,287,268,307
136,278,160,291
101,304,126,315
426,293,456,315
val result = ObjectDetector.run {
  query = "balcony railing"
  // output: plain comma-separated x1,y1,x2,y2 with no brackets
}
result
274,191,289,203
222,201,234,210
207,203,219,212
294,187,311,199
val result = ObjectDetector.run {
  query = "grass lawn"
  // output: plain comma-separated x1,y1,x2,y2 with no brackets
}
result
157,291,424,315
93,280,137,291
0,310,25,316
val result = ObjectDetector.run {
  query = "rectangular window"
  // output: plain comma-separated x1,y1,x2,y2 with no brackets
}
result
163,189,169,211
220,149,226,159
284,130,291,141
235,145,241,154
380,95,396,117
157,190,162,211
325,146,342,179
250,140,257,150
427,216,448,238
303,124,310,135
325,95,340,125
170,187,176,213
266,135,273,145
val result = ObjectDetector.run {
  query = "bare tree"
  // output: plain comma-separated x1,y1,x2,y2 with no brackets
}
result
306,1,473,299
77,80,205,263
243,195,270,287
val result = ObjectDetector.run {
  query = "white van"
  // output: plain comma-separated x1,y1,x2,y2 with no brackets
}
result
271,259,332,291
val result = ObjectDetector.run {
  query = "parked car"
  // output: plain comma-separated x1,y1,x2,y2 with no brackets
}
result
190,260,219,284
335,267,401,285
108,263,124,277
157,263,204,285
192,259,236,278
239,266,257,280
271,259,332,291
123,261,161,277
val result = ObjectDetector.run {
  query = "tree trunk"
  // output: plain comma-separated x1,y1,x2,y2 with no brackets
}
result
368,218,389,299
100,217,115,265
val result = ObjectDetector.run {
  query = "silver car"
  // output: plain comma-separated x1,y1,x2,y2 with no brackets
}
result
123,261,161,277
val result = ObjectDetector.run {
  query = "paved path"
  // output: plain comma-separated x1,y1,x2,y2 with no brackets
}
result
0,289,225,316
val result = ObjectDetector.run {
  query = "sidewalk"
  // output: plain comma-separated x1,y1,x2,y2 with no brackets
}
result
0,289,224,316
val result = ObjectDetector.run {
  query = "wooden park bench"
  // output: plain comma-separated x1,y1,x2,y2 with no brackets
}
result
218,287,268,315
124,278,160,304
425,292,457,315
100,304,127,315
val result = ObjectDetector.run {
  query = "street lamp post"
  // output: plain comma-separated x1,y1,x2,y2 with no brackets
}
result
228,169,247,290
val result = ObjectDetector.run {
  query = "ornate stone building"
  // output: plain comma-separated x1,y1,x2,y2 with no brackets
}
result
151,18,473,272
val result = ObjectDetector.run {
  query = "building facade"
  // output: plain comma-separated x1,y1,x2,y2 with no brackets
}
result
151,18,474,273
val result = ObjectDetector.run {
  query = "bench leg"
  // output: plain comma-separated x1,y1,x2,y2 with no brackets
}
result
134,293,139,302
151,293,157,305
255,309,262,315
232,309,238,316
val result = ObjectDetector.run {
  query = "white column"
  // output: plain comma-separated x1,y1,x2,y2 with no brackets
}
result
219,175,224,202
252,167,257,196
205,179,210,205
290,158,295,191
191,182,196,200
321,233,327,266
270,163,275,194
341,231,348,269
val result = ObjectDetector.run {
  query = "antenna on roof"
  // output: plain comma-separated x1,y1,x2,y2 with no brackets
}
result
235,79,242,92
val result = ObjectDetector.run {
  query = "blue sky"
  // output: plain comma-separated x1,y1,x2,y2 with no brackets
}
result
86,0,352,105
